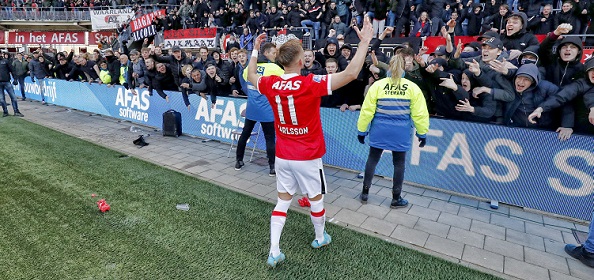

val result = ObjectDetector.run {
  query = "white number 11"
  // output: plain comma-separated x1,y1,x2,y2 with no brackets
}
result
275,95,298,125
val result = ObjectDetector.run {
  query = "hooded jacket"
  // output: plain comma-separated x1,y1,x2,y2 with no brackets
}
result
482,10,511,34
501,12,539,52
503,64,559,128
314,37,348,71
452,69,497,123
539,34,584,87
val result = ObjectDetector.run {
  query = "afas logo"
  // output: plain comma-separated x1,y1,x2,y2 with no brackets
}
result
115,88,150,122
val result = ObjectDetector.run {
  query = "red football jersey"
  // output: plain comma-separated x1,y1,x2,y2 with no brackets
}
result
258,73,332,160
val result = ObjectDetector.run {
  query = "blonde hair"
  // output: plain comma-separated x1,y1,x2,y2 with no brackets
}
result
182,64,194,77
277,39,303,68
389,54,405,85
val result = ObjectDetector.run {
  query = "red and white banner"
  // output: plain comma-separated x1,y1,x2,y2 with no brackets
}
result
163,28,218,49
89,31,117,46
582,48,594,63
90,8,135,30
8,31,86,45
130,10,166,32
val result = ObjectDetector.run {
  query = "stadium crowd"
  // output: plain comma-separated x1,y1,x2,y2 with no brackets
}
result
1,0,594,137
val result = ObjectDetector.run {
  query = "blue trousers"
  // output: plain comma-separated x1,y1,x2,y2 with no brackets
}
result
0,81,20,114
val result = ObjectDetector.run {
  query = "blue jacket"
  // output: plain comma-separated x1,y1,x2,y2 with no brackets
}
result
409,15,432,37
241,58,284,122
503,64,559,128
358,77,430,151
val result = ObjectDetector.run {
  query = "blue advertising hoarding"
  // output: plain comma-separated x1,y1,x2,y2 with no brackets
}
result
14,79,594,221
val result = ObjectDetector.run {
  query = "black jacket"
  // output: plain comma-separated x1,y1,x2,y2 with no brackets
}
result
0,57,13,82
501,12,539,52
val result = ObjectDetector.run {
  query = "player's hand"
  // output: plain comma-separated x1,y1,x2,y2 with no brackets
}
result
254,33,267,51
355,16,373,44
357,134,365,144
416,133,426,148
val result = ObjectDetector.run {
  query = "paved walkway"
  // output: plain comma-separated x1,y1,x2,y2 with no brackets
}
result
14,101,592,280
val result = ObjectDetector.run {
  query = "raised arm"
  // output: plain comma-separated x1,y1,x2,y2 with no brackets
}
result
330,16,374,91
247,33,267,90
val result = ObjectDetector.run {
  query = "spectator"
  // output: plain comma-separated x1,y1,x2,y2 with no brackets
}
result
301,2,323,40
501,12,539,52
11,52,29,101
528,59,594,136
225,35,241,53
329,15,347,36
409,11,432,38
315,37,348,71
554,1,581,34
321,0,338,38
98,60,112,84
153,62,177,101
465,4,486,36
240,27,254,51
370,0,388,38
0,53,24,117
193,46,213,70
502,63,559,128
155,45,193,88
54,55,75,81
29,52,52,105
179,65,207,109
392,0,413,37
482,4,511,35
231,49,249,97
302,49,326,76
204,62,229,108
440,69,498,123
528,3,555,35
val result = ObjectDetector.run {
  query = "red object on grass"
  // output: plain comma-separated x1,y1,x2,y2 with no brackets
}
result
298,197,310,207
91,193,96,198
96,199,110,213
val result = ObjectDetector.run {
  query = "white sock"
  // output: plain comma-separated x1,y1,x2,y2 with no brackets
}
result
270,197,292,257
309,197,326,242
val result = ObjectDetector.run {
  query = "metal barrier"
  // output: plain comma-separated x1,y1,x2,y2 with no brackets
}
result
0,7,91,21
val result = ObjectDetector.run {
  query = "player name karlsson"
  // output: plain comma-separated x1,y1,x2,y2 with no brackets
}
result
278,126,309,135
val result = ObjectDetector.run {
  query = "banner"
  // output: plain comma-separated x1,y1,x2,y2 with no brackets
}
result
90,8,135,30
0,31,4,44
11,79,594,221
163,28,218,49
130,10,166,32
7,31,86,45
89,31,117,46
131,25,158,42
582,48,594,63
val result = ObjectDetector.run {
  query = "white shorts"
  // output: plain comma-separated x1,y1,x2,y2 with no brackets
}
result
275,157,328,198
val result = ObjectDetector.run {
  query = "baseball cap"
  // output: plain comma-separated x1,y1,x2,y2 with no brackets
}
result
432,45,448,56
482,37,503,50
171,45,182,52
429,57,447,68
477,31,500,42
463,41,482,52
